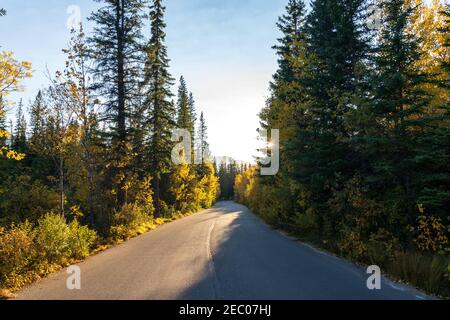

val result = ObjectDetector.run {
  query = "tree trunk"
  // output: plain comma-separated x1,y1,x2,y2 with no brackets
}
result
59,155,65,215
153,175,161,218
116,0,127,208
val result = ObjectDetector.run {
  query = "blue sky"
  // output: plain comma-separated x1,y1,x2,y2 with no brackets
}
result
0,0,294,162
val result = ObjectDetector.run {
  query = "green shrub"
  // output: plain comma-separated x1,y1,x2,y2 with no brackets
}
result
0,175,60,224
159,200,177,219
0,213,97,290
68,220,97,260
366,229,400,267
293,208,318,238
0,222,36,288
110,203,153,241
337,230,367,262
35,213,72,264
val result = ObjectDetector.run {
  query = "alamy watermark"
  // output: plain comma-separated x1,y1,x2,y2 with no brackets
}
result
366,265,381,290
66,265,81,290
66,5,81,30
170,128,280,176
258,129,279,176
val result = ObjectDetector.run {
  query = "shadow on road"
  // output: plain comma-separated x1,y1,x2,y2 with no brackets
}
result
176,201,426,300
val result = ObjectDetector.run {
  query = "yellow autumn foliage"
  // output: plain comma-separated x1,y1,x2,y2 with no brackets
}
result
405,0,450,108
0,50,32,161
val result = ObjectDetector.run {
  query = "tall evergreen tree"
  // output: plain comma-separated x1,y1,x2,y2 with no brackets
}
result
197,111,209,165
29,90,46,142
89,0,146,208
176,76,197,161
411,2,450,220
272,0,307,89
361,0,436,226
12,99,27,152
257,0,311,226
188,92,197,156
261,0,308,134
28,90,53,180
143,0,175,216
176,76,190,130
285,0,372,235
439,4,450,83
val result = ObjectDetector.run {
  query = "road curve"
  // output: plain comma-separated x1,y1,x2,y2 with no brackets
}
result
16,201,430,300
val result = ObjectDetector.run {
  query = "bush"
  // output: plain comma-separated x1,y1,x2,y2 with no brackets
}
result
68,220,97,260
365,229,401,267
412,211,449,253
0,213,97,291
337,229,367,262
0,175,60,224
129,176,155,217
35,213,72,264
159,200,177,219
0,222,36,288
110,203,153,241
293,208,318,238
35,213,97,264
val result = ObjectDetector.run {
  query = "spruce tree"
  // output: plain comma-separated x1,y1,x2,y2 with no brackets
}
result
29,90,46,144
272,0,307,89
286,0,371,236
89,0,146,208
188,92,196,156
12,99,27,152
176,76,191,131
256,0,312,228
439,4,450,84
176,76,197,161
143,0,175,216
197,111,209,165
364,0,434,227
28,90,54,180
412,3,450,220
260,0,308,136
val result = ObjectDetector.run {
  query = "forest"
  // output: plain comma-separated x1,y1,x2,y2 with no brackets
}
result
0,0,449,299
234,0,450,296
0,0,219,293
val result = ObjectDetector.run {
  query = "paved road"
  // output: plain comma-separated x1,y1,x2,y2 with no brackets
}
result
16,201,430,300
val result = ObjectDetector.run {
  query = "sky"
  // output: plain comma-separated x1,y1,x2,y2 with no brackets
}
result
0,0,293,163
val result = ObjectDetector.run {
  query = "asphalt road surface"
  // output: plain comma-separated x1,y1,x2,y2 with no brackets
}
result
16,201,430,300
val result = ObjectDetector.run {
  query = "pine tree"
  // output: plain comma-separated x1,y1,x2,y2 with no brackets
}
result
260,0,308,138
188,92,197,156
143,0,175,216
284,0,372,236
12,99,27,152
272,0,307,89
29,90,46,142
197,111,210,165
176,76,191,131
258,0,310,206
411,3,450,220
28,90,53,180
89,0,146,208
439,4,450,83
176,77,197,162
